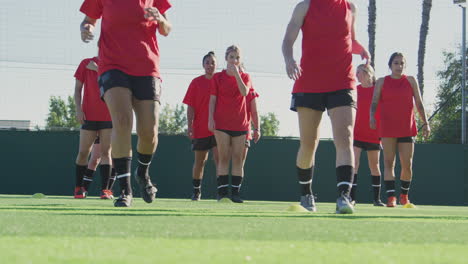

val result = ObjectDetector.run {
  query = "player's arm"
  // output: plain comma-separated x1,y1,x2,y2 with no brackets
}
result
250,98,261,143
408,76,431,139
74,79,85,124
80,16,97,43
348,1,371,64
282,0,309,80
208,95,217,132
144,8,172,36
370,77,384,129
187,105,194,139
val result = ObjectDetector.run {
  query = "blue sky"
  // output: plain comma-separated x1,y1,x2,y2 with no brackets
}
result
0,0,464,137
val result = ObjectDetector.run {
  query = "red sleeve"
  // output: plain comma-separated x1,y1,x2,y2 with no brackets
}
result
80,0,103,19
183,80,196,107
210,74,219,96
154,0,172,15
246,88,259,103
74,59,88,83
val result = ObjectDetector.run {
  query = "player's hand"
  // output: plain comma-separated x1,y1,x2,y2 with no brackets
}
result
285,59,302,80
208,118,215,132
361,48,371,65
227,63,240,75
253,129,261,143
145,7,163,22
80,23,94,43
86,61,98,71
422,123,431,140
76,110,85,124
187,126,193,139
370,116,376,130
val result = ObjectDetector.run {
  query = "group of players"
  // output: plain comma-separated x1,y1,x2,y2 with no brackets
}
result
71,0,430,214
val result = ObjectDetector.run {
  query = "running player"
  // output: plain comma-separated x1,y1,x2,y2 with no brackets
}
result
79,0,172,207
351,64,384,206
282,0,370,213
370,52,430,207
183,51,219,201
73,57,113,200
209,45,251,203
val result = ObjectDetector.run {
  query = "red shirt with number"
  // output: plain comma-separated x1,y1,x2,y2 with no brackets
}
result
354,85,380,144
211,70,250,131
293,0,356,93
379,75,417,138
246,88,259,140
80,0,172,77
183,75,215,139
74,57,111,122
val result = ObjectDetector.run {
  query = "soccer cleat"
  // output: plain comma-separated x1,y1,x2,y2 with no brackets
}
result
74,187,87,199
230,194,244,203
191,191,201,201
216,194,228,201
300,194,317,212
399,194,410,205
373,199,386,206
114,193,133,207
134,171,157,203
335,194,354,214
387,196,397,207
100,189,114,200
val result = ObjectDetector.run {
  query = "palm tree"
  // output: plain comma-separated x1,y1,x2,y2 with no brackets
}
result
417,0,433,96
367,0,376,68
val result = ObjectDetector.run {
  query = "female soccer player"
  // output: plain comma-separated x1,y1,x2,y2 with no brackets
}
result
370,52,430,207
183,51,219,201
209,45,251,203
351,64,384,206
73,58,113,200
242,88,261,165
79,0,172,207
282,0,370,213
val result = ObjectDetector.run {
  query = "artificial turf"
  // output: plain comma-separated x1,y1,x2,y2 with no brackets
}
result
0,194,467,263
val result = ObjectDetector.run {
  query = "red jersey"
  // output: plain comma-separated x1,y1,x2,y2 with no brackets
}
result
293,0,356,93
183,75,215,139
246,88,259,140
210,70,251,131
379,75,417,138
354,85,380,144
80,0,172,77
74,57,111,122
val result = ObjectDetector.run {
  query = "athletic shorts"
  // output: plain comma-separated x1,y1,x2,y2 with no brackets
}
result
353,140,381,151
397,137,414,143
98,69,162,101
192,135,217,151
217,129,248,137
94,136,100,144
290,89,356,112
81,120,112,131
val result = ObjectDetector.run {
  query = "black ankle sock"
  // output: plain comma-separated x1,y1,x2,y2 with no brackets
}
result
231,175,243,195
401,180,411,195
114,157,132,195
297,166,313,196
137,152,153,179
82,169,95,191
75,165,87,187
372,175,382,201
384,180,396,198
100,164,111,190
217,175,229,196
336,165,354,197
350,174,358,201
193,179,202,193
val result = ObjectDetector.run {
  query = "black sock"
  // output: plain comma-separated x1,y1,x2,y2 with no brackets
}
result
108,168,116,190
82,169,95,191
231,175,243,195
100,164,111,190
384,180,396,198
217,175,229,196
75,165,87,188
114,157,132,195
297,166,313,196
372,175,382,201
350,174,358,201
193,179,202,193
336,165,354,197
137,152,153,180
401,180,411,195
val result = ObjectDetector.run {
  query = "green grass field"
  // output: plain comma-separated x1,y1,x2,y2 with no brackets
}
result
1,194,467,264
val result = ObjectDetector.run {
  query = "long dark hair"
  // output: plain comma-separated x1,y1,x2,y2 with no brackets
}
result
388,52,405,69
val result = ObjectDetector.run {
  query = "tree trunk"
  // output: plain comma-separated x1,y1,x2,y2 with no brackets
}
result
368,0,376,68
418,0,433,96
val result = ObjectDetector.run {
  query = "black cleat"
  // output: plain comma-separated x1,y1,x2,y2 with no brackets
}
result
191,191,201,201
134,170,157,203
230,194,244,203
300,194,317,212
373,199,385,206
114,193,133,207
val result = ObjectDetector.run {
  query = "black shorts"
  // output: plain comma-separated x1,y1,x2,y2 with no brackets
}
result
192,136,217,151
397,137,414,143
98,69,162,101
94,136,100,144
290,89,356,112
81,121,112,131
217,129,248,137
353,140,381,151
